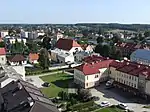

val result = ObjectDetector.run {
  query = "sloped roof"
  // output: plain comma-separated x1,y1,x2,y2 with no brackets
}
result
131,49,150,61
8,54,25,62
29,53,39,61
0,48,6,55
76,59,113,75
55,38,81,50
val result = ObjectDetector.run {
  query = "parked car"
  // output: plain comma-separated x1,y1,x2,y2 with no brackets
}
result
118,103,129,110
42,82,50,87
105,79,114,89
100,101,110,107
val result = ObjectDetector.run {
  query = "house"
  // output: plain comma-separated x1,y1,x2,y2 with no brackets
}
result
74,51,99,62
0,48,6,65
0,80,59,112
109,60,150,99
28,53,39,64
130,49,150,66
80,44,94,53
115,42,149,57
74,56,113,88
50,49,74,63
0,31,8,38
0,65,25,88
7,54,27,66
55,38,83,55
56,32,64,41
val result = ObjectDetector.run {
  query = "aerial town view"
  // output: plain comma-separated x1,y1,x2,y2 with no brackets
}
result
0,0,150,112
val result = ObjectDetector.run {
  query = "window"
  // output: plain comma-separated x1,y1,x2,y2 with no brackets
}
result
132,76,134,80
129,76,131,79
86,83,88,87
87,76,88,80
95,75,98,78
134,84,136,88
1,58,4,61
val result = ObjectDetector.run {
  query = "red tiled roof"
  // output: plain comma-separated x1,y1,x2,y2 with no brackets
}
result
8,54,25,62
76,59,113,75
55,38,81,50
84,55,106,63
29,53,39,61
0,48,6,55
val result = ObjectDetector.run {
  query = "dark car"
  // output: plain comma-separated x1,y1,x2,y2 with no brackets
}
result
42,82,50,87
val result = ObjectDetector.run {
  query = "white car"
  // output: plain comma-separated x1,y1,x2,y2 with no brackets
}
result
118,103,129,110
100,101,110,107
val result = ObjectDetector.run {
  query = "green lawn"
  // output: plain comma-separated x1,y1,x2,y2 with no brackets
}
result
40,73,73,98
95,107,124,112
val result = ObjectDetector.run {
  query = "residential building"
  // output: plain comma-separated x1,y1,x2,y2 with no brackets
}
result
130,49,150,66
0,80,59,112
74,51,99,62
28,32,38,39
0,65,25,88
50,49,74,63
37,32,45,37
80,44,94,53
28,53,39,64
0,48,6,65
109,60,150,99
56,32,63,40
55,38,83,55
20,31,29,38
4,36,27,44
74,56,113,88
7,54,27,66
115,42,149,57
0,31,8,38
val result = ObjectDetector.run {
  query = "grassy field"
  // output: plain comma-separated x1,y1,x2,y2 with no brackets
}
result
95,107,124,112
40,73,73,98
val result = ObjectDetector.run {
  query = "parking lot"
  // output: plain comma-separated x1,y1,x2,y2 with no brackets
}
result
90,84,150,112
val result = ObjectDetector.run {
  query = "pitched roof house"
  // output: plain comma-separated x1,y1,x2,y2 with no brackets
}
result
0,48,6,65
0,80,59,112
7,54,27,66
29,53,39,64
74,56,113,88
55,38,83,54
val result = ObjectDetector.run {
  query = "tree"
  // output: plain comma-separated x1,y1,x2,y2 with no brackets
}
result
144,31,150,37
38,48,50,69
96,36,104,44
26,41,38,53
82,29,89,37
112,34,122,43
42,36,51,50
77,88,92,102
98,27,104,35
102,45,110,57
0,41,5,48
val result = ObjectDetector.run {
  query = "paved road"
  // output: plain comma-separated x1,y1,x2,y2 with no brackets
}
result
90,85,150,112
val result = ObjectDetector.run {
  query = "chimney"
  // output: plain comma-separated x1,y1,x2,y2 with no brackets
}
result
146,66,149,69
138,65,140,68
107,57,109,60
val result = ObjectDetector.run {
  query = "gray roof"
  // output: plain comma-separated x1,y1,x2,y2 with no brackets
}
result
131,49,150,60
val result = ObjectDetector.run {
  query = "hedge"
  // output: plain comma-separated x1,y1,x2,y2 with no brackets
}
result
69,101,94,111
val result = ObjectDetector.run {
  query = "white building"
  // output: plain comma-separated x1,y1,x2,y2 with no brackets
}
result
21,31,29,38
0,31,8,38
74,56,113,88
55,38,83,55
56,32,63,40
50,49,74,63
130,49,150,66
0,48,6,65
28,32,38,39
0,65,25,88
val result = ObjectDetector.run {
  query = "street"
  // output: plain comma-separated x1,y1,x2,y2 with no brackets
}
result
90,84,150,112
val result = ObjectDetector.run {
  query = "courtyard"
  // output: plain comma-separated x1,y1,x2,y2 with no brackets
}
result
40,72,74,98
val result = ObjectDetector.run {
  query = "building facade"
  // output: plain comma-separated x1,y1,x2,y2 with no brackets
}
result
0,48,6,65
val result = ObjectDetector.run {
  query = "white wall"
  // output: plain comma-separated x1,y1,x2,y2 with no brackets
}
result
9,38,27,44
1,31,8,38
9,61,27,66
0,78,15,88
12,66,25,80
145,81,150,95
0,55,6,65
74,69,85,83
69,47,83,54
